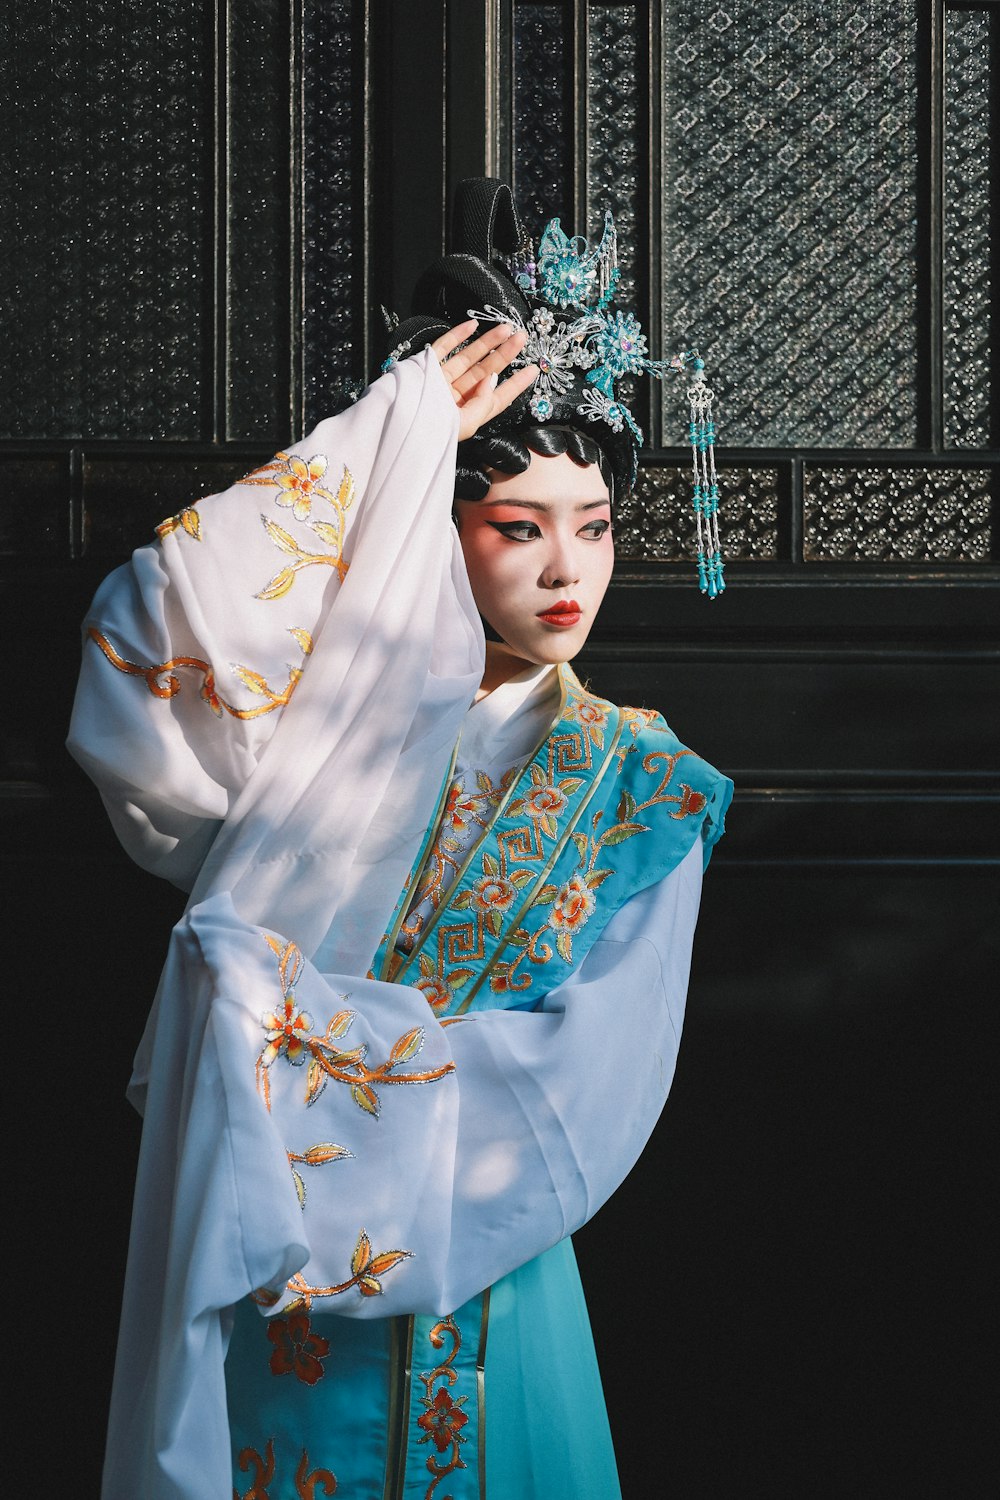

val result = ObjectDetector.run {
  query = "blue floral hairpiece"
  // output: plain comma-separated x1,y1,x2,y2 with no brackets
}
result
470,208,724,597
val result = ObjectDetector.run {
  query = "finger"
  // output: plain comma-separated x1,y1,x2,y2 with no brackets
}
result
455,363,540,443
449,329,529,398
429,320,479,364
488,363,539,417
441,322,516,380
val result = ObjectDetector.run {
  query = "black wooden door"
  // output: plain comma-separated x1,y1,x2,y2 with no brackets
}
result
4,2,996,1494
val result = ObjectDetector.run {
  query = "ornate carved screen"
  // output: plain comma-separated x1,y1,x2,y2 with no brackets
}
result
509,0,997,574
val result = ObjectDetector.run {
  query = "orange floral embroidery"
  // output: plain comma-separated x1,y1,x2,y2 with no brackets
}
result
255,935,455,1117
241,453,354,600
235,1439,275,1499
401,711,595,1010
509,763,579,838
262,994,313,1066
491,734,705,988
399,770,516,953
565,696,609,746
267,1311,331,1385
273,454,336,521
88,626,308,721
471,874,517,915
415,1317,469,1498
677,783,708,818
414,976,455,1015
417,1387,469,1452
549,872,597,933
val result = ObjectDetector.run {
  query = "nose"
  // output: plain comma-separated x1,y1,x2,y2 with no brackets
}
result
539,533,580,590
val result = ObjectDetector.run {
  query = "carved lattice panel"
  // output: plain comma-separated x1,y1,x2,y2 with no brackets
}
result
943,8,994,450
513,2,574,234
586,3,640,305
303,1,361,427
225,1,293,442
616,465,779,561
803,467,992,562
661,1,920,448
1,0,209,440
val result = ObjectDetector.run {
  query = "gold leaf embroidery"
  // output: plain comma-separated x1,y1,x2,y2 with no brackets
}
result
284,1227,412,1307
155,506,202,541
252,460,355,599
89,627,309,722
255,937,455,1116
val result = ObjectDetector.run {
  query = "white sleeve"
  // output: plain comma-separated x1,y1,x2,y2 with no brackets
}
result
190,842,703,1315
105,846,704,1498
66,355,467,889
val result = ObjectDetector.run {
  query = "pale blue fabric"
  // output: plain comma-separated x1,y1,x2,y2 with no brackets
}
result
486,1238,621,1500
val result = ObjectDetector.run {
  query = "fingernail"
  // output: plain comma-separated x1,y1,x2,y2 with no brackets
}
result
489,372,499,389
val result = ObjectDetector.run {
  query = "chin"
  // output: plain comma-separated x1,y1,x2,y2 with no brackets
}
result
525,632,589,665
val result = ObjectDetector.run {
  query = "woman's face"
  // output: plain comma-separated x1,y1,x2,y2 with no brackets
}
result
454,449,613,670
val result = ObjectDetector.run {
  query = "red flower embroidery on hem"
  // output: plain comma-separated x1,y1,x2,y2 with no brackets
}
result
267,1311,331,1385
416,1387,469,1452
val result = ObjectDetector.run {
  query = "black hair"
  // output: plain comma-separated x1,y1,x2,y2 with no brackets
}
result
455,424,614,503
375,178,633,505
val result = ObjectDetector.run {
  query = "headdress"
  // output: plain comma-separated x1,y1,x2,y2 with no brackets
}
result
379,179,723,598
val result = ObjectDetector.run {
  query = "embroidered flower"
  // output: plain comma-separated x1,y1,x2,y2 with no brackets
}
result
565,697,609,748
273,454,335,521
677,784,708,818
525,784,568,820
417,1388,469,1452
471,875,516,915
267,1311,330,1385
550,874,597,933
415,977,454,1016
261,993,313,1065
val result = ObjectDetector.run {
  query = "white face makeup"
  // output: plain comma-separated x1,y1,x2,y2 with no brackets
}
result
454,449,613,683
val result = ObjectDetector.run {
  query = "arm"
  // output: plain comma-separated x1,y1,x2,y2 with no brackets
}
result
183,841,704,1318
67,327,537,889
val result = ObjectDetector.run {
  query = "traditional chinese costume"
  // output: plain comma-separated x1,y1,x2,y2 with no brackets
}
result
69,349,731,1500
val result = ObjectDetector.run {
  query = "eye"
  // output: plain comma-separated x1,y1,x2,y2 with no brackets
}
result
578,519,611,539
488,520,541,542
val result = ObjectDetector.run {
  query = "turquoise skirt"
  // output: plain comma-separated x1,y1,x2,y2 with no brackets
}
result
226,1237,621,1498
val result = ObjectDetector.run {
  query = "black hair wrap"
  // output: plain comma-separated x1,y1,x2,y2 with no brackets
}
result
376,178,633,505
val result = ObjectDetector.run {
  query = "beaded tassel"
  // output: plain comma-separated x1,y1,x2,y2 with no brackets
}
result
687,359,724,598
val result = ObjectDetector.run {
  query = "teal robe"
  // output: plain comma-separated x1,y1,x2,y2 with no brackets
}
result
225,664,731,1498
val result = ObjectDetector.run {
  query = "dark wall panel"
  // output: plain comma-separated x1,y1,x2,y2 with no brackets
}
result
576,866,997,1497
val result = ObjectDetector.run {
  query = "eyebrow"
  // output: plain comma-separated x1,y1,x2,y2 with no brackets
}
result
479,498,610,512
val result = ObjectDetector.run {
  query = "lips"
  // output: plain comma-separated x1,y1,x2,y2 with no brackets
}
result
537,599,582,628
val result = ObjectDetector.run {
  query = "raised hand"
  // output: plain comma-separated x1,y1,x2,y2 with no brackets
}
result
431,319,539,442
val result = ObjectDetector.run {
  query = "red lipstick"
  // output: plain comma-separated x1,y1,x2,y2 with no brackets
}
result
537,599,582,628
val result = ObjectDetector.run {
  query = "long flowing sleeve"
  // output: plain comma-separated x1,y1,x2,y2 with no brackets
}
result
67,351,484,899
102,845,702,1498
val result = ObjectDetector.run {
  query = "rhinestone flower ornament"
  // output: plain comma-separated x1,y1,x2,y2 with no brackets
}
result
468,203,724,597
588,312,649,390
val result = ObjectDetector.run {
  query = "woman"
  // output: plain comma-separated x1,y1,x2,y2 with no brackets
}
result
69,179,731,1499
